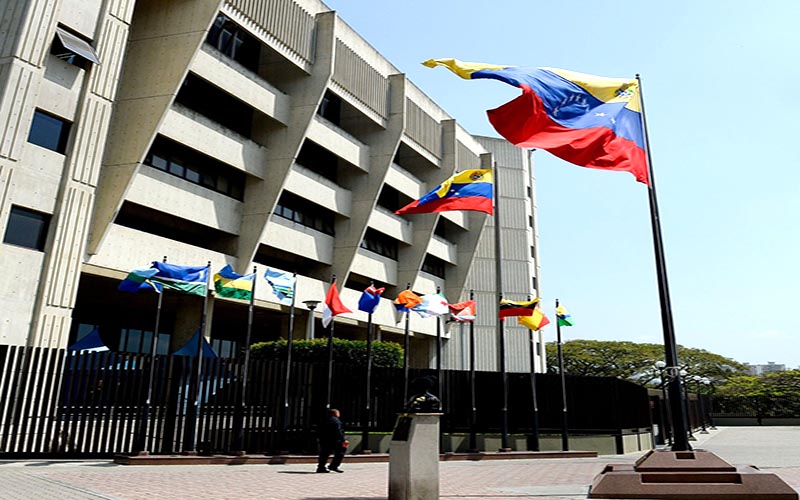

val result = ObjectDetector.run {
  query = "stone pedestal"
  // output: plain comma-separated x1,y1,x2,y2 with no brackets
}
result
589,449,798,499
388,413,441,500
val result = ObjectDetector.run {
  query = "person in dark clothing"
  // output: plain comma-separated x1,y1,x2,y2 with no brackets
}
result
317,408,347,473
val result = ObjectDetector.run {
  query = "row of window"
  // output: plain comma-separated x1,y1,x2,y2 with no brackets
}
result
274,192,336,235
360,228,398,260
144,136,246,200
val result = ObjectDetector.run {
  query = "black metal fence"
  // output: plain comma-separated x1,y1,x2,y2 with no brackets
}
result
711,395,800,423
0,345,651,458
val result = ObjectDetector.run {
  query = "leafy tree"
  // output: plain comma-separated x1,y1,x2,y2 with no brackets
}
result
714,370,800,418
545,339,747,387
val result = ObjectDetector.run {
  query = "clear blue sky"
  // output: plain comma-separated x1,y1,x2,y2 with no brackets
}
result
325,0,800,369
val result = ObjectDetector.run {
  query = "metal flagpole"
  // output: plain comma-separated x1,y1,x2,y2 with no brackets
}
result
435,286,443,402
555,298,569,451
135,256,167,454
402,283,411,403
636,74,691,452
362,281,376,453
325,275,336,409
468,289,478,452
281,272,298,445
232,265,257,454
184,261,211,453
525,295,540,452
492,161,510,451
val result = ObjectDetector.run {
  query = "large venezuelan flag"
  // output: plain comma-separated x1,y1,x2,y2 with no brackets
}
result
395,169,493,215
423,59,649,185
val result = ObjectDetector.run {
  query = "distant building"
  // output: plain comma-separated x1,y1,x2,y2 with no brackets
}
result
745,362,786,376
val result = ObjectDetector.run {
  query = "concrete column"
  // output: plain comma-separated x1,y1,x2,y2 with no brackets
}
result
389,413,441,500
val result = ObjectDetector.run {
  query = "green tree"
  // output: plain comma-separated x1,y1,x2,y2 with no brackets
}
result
250,338,403,368
545,339,747,387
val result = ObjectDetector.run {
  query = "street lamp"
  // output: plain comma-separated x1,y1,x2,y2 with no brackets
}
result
653,361,672,446
705,378,717,430
679,369,696,441
692,375,709,434
303,300,321,339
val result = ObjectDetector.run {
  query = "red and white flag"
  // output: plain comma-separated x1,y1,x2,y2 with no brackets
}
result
322,280,352,328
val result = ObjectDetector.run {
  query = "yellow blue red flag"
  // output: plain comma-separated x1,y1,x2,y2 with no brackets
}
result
395,169,493,215
423,59,648,185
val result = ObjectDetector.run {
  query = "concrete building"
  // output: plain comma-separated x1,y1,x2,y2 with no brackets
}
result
0,0,542,372
745,362,786,376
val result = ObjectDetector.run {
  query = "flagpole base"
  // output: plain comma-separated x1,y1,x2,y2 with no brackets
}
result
589,449,797,499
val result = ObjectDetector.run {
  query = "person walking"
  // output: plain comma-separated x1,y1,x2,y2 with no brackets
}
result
317,408,347,473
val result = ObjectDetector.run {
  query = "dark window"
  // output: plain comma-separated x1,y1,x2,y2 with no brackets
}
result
528,215,533,228
119,328,170,355
317,91,341,124
206,14,259,71
144,136,245,200
274,192,336,236
175,73,253,137
536,342,541,356
211,338,238,359
434,219,447,238
421,254,446,279
531,246,536,258
377,185,402,212
50,25,100,69
527,186,532,198
296,140,338,182
532,276,538,290
28,110,71,154
4,206,50,251
360,228,398,260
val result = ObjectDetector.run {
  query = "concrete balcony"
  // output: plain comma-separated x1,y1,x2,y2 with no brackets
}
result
161,106,268,179
263,215,335,265
128,167,242,235
285,164,352,217
385,163,425,201
306,115,370,173
426,235,457,265
367,207,412,244
192,45,290,125
351,247,398,286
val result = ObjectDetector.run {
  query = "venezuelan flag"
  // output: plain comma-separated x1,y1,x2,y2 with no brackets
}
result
423,59,648,185
395,169,493,215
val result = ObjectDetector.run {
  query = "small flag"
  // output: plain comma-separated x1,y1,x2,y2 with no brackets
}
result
518,308,550,330
395,169,493,215
556,305,574,327
448,300,476,322
119,267,162,293
358,285,385,314
412,293,450,318
214,264,254,300
264,268,296,305
394,290,423,312
499,298,540,318
322,281,352,328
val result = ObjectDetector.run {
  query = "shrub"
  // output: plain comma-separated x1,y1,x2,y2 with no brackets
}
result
250,338,403,368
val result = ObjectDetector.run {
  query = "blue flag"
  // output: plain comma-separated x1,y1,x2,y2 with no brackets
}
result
173,329,218,358
264,268,295,305
358,285,385,314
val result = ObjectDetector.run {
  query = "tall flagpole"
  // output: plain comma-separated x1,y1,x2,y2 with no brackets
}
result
325,275,336,409
468,289,477,452
402,283,411,403
185,261,211,453
555,298,569,451
637,74,691,452
281,272,298,446
526,295,540,452
232,265,257,454
492,161,510,451
135,255,167,454
435,286,443,403
362,281,375,453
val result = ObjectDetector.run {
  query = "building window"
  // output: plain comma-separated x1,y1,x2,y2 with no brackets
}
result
119,328,170,355
527,186,532,198
421,254,446,279
296,140,339,183
144,136,245,200
528,215,533,228
50,25,100,69
206,14,259,71
360,228,398,260
175,73,254,137
317,91,341,125
536,341,541,356
4,206,50,251
531,246,536,258
28,110,71,154
377,185,402,212
275,192,336,235
532,276,538,290
211,338,238,359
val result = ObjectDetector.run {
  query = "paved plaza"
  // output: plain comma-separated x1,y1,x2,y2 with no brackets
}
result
1,427,799,500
